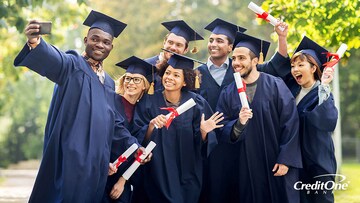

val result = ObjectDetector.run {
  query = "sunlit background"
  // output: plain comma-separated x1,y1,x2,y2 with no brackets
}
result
0,0,359,202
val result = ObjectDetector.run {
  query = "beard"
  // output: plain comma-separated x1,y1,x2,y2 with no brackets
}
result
235,64,253,79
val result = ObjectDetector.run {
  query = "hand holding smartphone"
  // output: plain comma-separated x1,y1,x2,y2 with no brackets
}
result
31,22,52,35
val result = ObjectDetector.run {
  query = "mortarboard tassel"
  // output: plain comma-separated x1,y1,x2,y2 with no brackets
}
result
191,46,198,54
258,40,264,64
258,52,264,64
195,70,200,89
147,65,155,95
191,31,198,54
148,82,154,95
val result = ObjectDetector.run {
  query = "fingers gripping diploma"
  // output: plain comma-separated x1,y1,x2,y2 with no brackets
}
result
274,21,288,38
272,163,289,176
238,107,253,125
135,147,153,165
321,67,334,85
108,163,118,176
200,112,224,141
150,114,167,129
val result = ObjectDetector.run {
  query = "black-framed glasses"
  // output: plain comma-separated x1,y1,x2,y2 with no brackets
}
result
124,76,143,84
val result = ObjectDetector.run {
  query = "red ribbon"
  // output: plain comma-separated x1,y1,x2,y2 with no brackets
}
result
257,11,270,22
115,156,127,168
237,81,247,93
135,150,143,163
322,52,340,68
160,107,179,129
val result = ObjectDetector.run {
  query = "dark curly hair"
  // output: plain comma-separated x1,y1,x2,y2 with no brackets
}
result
159,66,196,91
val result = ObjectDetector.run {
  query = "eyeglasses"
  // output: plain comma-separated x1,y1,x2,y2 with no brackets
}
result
124,76,143,84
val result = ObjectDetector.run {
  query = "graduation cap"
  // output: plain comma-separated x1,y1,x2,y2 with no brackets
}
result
162,20,204,54
164,49,205,88
162,20,204,42
116,56,155,94
83,10,127,38
204,18,247,42
233,32,271,64
294,36,328,71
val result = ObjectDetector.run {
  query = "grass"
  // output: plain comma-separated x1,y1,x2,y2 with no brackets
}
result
334,163,360,203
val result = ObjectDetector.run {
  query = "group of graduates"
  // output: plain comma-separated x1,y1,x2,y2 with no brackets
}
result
14,8,338,203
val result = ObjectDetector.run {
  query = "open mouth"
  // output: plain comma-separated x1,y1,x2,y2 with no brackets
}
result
294,74,303,82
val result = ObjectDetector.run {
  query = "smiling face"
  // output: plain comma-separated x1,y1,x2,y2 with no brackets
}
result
231,47,257,79
162,66,186,92
122,73,146,97
163,33,189,60
291,53,319,88
208,33,233,60
84,28,114,61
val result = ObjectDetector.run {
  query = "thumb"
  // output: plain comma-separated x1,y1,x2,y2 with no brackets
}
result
272,163,279,172
201,113,205,122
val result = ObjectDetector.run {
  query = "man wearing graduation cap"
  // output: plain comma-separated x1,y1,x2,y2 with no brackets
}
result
215,32,302,203
13,10,145,202
198,18,292,203
145,20,203,91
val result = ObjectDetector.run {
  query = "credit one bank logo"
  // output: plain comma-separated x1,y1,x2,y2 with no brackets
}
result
293,174,349,193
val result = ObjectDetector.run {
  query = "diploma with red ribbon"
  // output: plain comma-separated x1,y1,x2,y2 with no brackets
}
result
155,98,197,129
122,141,156,180
234,72,249,108
248,2,284,31
323,43,348,69
112,143,138,168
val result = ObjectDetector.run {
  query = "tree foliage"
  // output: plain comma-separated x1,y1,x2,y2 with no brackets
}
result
261,0,359,54
261,0,360,139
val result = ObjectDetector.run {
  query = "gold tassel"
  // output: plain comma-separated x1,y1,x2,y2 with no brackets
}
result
191,46,198,54
258,52,264,64
148,82,154,95
195,74,200,89
191,31,198,54
258,40,264,64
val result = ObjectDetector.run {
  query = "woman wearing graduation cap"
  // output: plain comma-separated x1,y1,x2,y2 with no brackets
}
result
103,56,153,202
13,10,146,203
132,53,224,203
272,36,338,203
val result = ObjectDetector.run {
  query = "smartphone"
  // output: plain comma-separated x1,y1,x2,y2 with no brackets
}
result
31,22,52,35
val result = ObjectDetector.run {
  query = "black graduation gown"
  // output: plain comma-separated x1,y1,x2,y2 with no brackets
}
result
103,95,135,203
216,73,302,203
197,53,291,203
292,85,338,203
14,39,138,203
131,90,217,203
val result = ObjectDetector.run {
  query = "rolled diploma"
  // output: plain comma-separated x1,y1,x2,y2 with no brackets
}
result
336,43,348,58
324,43,348,69
122,141,156,180
248,2,284,31
112,143,138,168
154,98,196,128
234,72,249,108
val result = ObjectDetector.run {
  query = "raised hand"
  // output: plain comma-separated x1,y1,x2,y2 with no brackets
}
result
25,20,41,44
321,67,335,85
200,112,224,140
